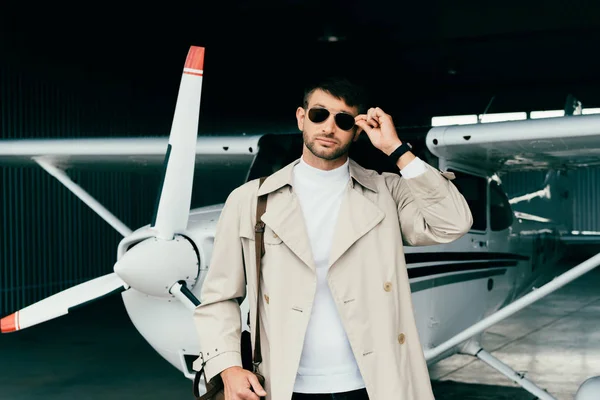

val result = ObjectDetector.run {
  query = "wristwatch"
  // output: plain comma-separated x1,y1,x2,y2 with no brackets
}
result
388,142,412,164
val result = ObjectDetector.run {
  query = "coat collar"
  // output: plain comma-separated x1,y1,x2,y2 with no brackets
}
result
257,156,384,271
257,157,378,196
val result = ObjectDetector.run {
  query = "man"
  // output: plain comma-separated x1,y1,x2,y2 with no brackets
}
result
193,77,473,400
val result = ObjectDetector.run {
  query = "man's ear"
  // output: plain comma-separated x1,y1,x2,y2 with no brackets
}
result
296,107,305,131
353,126,363,142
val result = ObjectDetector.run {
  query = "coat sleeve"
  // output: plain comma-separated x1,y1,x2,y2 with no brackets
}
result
192,187,247,382
385,162,473,246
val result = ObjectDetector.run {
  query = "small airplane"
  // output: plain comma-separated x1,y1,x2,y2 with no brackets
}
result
1,45,600,400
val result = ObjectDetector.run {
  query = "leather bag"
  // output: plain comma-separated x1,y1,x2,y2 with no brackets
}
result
193,177,268,399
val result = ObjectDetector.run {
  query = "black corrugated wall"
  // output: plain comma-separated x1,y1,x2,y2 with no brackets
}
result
0,57,166,315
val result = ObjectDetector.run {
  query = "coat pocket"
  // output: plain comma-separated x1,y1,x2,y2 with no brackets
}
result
260,222,282,245
263,230,283,245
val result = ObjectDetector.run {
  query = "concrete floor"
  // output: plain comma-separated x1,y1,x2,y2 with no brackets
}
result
429,260,600,400
1,259,598,400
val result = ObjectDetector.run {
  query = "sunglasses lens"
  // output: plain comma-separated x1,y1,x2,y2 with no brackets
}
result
308,108,330,123
335,114,355,131
308,108,355,131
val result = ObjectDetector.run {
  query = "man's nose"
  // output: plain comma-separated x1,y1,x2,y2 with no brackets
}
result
322,114,337,133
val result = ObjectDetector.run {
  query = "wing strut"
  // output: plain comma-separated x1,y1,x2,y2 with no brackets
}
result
34,157,133,237
459,341,556,399
425,250,600,361
424,251,600,398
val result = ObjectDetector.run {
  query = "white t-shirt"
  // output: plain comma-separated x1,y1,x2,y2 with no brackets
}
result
291,155,427,393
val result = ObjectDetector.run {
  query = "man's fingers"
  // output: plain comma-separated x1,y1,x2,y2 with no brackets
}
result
368,118,381,128
355,120,371,134
366,109,381,128
248,374,267,396
358,111,383,129
365,107,389,120
374,107,389,119
237,387,260,400
375,107,393,125
367,107,377,123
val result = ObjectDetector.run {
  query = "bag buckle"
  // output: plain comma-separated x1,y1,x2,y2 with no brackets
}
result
255,222,265,233
252,360,261,372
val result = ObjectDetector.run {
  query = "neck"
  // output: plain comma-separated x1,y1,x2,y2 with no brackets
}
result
301,146,349,171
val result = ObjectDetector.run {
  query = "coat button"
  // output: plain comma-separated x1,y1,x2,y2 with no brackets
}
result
398,333,406,344
273,233,279,239
264,294,270,304
384,282,392,292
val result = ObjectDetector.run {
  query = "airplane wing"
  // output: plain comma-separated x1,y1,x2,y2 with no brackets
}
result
560,232,600,245
426,114,600,172
0,134,269,214
0,135,263,171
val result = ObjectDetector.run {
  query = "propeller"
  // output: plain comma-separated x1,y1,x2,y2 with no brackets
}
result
1,273,125,332
152,45,205,241
1,46,206,333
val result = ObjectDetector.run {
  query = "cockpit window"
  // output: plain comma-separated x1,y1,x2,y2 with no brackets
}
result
246,134,303,181
448,170,487,231
490,180,513,231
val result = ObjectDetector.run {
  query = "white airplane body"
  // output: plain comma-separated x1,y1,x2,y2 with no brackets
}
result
1,46,600,399
119,184,565,378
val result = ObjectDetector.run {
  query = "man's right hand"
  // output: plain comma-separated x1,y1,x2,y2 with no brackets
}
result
220,366,267,400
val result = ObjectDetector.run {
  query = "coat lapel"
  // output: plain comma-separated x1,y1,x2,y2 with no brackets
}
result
256,157,384,272
329,183,385,268
260,188,316,271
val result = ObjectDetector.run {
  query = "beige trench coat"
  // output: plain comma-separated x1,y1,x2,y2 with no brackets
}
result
193,158,473,400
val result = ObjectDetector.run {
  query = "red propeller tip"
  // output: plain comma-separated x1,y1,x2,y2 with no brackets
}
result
184,46,204,72
1,312,18,333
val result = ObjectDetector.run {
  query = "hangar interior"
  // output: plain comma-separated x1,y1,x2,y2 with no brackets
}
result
1,1,600,399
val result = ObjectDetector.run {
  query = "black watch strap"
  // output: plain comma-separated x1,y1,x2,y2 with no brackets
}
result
388,142,412,164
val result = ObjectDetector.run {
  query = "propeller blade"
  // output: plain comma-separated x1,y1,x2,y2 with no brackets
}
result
152,46,205,240
1,273,125,333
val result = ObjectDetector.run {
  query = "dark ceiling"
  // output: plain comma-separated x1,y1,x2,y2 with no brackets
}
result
3,0,600,133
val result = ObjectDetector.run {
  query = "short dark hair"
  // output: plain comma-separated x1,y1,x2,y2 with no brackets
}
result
302,76,367,114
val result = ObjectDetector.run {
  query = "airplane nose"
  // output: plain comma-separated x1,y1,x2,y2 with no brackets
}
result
113,235,198,297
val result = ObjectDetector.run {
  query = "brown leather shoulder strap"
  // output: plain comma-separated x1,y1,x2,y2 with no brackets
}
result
253,177,268,366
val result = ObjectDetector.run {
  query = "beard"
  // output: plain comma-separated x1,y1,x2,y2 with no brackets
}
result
303,131,353,161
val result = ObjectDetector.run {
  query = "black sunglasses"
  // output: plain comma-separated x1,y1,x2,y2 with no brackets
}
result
307,107,356,131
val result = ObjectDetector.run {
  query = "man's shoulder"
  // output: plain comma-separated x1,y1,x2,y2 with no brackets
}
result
228,178,263,201
349,158,401,190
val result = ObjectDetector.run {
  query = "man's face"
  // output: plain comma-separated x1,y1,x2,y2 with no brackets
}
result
296,89,359,161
